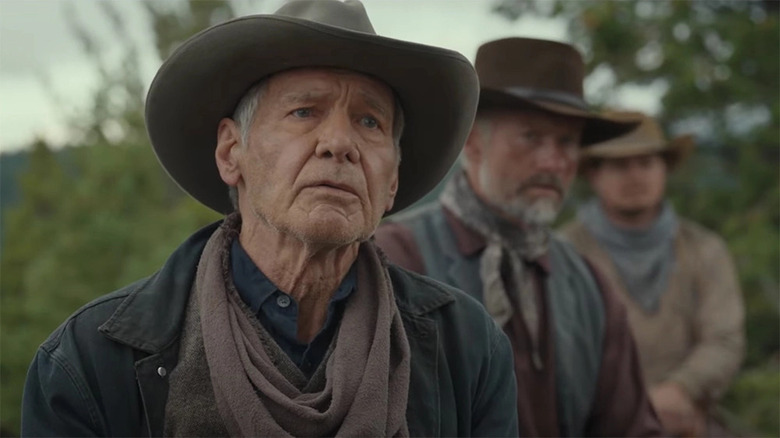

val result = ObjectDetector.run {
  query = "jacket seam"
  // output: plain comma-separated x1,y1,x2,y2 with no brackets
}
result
474,323,501,406
44,347,102,432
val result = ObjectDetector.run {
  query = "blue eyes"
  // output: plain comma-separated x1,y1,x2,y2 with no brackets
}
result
293,108,312,118
290,109,380,130
360,116,379,129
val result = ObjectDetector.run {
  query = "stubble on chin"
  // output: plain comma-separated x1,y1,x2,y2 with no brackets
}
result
479,169,562,227
252,200,374,247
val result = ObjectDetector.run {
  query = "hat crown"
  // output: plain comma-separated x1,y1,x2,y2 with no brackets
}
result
275,0,376,34
476,37,584,99
593,111,668,150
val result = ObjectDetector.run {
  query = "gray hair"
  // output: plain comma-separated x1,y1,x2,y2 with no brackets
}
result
227,78,406,210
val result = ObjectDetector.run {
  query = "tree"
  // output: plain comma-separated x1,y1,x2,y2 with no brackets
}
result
0,2,235,434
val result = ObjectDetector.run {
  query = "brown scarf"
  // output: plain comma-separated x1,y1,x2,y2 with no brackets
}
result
196,217,411,437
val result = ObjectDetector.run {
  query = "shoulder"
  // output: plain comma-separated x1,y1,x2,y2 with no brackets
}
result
677,218,730,253
556,218,598,252
39,278,147,356
375,203,445,273
388,264,502,339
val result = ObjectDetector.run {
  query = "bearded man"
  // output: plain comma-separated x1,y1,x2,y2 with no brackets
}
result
375,37,663,437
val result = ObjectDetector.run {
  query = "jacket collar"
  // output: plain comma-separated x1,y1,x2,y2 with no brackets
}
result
99,221,221,353
99,220,455,353
389,264,456,317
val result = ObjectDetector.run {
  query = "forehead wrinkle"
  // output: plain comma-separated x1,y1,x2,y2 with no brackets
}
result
279,89,331,106
356,88,392,119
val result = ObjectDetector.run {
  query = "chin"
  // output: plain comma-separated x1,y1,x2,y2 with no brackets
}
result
293,216,372,247
614,205,652,217
499,196,560,227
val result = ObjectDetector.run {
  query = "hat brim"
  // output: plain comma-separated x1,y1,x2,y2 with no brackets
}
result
478,88,639,146
580,134,696,172
145,15,479,215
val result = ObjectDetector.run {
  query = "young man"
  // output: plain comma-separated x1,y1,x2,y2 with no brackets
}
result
374,37,663,437
560,111,745,437
21,2,518,436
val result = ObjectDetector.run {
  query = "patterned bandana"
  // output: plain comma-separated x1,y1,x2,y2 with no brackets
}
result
440,171,548,347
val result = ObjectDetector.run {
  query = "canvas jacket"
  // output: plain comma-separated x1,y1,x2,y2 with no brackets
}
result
375,204,664,437
559,217,745,404
21,221,518,437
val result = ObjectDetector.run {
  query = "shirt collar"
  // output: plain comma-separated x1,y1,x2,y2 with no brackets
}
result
230,240,357,312
231,240,279,313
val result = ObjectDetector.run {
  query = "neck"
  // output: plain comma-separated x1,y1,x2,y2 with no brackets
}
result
602,203,663,230
238,218,359,343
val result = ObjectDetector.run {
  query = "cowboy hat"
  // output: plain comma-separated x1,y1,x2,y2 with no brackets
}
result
475,37,638,145
581,111,695,170
145,0,479,215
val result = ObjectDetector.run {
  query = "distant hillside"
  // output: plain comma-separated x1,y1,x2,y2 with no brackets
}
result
0,151,30,212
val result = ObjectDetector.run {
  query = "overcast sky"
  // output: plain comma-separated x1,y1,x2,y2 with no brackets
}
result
0,0,657,153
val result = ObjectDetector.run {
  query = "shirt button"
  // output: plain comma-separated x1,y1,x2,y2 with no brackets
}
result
276,295,291,308
157,366,167,377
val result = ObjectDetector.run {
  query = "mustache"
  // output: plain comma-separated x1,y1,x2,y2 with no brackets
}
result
518,173,564,194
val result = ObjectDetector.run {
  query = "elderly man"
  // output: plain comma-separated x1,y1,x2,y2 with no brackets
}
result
21,1,518,436
560,111,745,437
375,37,663,437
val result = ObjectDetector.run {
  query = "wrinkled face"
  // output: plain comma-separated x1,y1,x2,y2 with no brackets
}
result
216,68,400,247
465,109,583,225
588,153,667,216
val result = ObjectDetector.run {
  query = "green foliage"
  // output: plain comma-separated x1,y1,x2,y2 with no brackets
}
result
0,1,230,435
720,361,780,436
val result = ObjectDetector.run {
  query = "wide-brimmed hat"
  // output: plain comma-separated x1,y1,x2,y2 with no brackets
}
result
145,0,479,215
475,37,638,145
581,111,695,171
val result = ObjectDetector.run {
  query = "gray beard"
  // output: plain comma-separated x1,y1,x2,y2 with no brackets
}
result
478,165,561,227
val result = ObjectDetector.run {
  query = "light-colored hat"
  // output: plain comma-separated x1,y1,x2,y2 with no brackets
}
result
474,37,639,145
145,0,479,214
581,111,695,170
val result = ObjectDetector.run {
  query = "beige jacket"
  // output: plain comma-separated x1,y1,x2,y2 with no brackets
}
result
559,218,745,404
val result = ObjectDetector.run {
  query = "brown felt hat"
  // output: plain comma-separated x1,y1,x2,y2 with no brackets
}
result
581,111,695,171
145,0,479,215
475,37,639,145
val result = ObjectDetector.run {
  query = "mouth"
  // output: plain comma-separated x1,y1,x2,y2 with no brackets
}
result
307,180,358,197
518,174,565,198
521,184,562,197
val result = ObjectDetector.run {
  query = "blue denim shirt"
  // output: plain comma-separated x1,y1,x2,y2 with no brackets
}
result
230,240,355,376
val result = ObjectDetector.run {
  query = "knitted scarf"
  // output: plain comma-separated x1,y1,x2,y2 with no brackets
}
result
440,171,549,345
196,215,411,437
578,199,678,312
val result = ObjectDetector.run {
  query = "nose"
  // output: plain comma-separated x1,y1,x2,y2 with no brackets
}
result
534,139,572,172
315,111,360,164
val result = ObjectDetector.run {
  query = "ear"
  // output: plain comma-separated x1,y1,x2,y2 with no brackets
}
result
463,122,485,169
384,168,399,213
215,118,243,186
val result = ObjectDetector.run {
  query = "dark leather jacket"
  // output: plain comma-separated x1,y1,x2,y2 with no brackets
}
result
21,222,518,437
